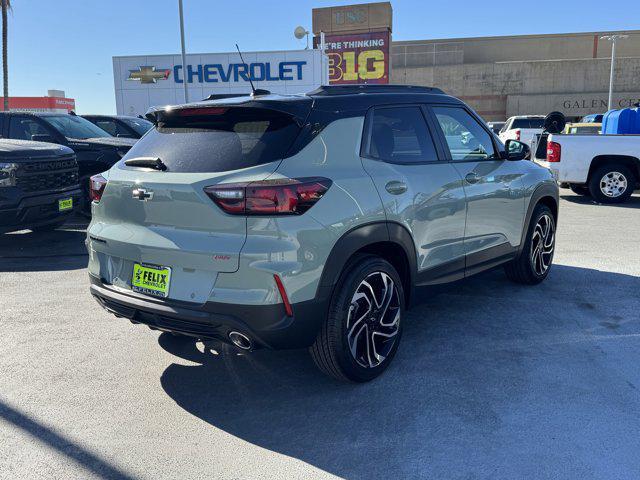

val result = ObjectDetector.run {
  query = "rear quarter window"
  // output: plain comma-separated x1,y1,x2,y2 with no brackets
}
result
121,107,301,173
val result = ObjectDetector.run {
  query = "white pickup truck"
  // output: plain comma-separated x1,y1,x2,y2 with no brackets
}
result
499,115,546,147
533,133,640,203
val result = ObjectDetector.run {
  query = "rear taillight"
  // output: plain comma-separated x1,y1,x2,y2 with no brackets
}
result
89,174,107,202
514,129,521,141
546,141,561,162
204,177,331,216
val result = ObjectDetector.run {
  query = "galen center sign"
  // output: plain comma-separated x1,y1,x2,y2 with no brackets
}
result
113,49,327,116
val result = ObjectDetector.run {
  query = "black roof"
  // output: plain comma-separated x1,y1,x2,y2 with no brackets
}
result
0,111,62,117
307,84,445,96
146,85,461,124
81,114,150,121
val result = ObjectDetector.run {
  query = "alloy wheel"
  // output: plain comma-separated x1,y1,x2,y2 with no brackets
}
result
599,171,628,198
346,271,400,368
530,213,555,276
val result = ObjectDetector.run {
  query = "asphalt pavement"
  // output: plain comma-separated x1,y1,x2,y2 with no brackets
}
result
1,191,639,480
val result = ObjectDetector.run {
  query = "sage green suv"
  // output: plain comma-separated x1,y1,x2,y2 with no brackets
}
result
87,85,558,382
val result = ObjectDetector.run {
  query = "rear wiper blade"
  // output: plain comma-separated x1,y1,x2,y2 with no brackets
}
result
124,157,167,171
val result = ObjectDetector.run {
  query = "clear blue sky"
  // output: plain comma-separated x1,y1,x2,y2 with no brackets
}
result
7,0,637,114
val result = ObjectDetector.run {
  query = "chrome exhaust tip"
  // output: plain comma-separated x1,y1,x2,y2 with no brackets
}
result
228,331,252,351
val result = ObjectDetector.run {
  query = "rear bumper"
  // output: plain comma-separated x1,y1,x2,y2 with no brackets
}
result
0,187,82,233
89,275,331,350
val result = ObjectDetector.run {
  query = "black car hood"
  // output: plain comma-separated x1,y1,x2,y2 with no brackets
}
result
67,137,137,148
0,139,74,160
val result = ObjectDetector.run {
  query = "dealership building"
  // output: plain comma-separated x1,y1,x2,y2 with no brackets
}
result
114,1,640,121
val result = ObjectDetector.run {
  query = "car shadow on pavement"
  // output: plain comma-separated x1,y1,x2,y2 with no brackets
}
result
0,220,88,272
158,264,640,478
560,192,640,208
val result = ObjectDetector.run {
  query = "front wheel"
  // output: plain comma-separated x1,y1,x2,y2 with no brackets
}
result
504,204,556,285
310,256,404,382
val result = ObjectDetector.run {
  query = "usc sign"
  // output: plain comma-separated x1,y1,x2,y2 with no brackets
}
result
316,31,390,84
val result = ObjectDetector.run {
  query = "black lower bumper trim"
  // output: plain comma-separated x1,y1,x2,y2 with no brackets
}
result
0,188,82,233
89,275,331,350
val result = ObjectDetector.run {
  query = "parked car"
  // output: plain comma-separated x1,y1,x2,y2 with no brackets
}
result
534,133,639,203
87,85,558,382
563,122,601,134
0,139,82,233
498,115,545,146
487,121,505,134
81,115,153,139
0,112,136,213
580,113,604,124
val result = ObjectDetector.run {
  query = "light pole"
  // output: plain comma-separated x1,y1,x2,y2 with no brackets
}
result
600,34,628,110
178,0,189,103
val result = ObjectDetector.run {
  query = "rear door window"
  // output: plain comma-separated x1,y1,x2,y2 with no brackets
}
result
364,106,439,163
122,107,301,173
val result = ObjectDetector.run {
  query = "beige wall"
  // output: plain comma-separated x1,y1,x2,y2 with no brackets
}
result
393,30,640,66
392,57,640,121
391,30,640,121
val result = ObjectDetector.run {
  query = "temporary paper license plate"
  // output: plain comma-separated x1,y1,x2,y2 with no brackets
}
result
58,198,73,211
131,263,171,298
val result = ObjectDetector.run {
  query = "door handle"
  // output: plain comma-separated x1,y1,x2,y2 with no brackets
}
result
465,172,480,184
385,180,407,195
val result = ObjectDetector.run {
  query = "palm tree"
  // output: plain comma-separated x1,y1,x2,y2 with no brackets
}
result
1,0,9,111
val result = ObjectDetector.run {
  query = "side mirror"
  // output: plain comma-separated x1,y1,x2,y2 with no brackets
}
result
504,139,530,161
30,134,56,144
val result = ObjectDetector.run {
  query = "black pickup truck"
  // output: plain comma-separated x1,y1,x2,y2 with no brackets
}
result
0,139,82,233
0,112,136,213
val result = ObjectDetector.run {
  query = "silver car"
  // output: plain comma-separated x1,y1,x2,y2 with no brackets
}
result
87,85,558,382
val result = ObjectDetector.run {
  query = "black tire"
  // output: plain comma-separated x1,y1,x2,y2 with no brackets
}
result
310,255,405,383
569,183,590,196
588,164,636,204
30,220,66,233
504,204,555,285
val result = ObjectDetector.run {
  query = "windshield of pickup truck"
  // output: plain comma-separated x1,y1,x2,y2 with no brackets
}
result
42,115,113,139
121,117,153,136
512,118,545,129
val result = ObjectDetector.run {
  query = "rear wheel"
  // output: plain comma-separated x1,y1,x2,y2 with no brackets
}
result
310,255,404,382
588,164,635,204
504,204,555,285
569,183,590,196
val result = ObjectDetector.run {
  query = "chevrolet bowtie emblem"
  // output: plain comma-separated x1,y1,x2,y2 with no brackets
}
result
127,66,171,84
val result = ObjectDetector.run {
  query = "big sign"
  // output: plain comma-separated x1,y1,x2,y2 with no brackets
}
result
317,31,390,84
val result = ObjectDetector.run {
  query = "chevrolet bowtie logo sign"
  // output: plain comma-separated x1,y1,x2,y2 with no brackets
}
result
127,66,171,84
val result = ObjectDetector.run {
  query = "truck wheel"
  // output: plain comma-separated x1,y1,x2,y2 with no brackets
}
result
504,203,555,285
569,183,590,196
588,164,635,204
310,255,404,383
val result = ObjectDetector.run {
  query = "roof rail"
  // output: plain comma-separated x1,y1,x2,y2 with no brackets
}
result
307,84,445,96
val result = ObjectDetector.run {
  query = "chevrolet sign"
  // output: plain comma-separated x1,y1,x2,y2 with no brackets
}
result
114,49,327,116
127,66,171,84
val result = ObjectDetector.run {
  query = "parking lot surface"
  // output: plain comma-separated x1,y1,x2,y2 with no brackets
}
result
1,191,639,480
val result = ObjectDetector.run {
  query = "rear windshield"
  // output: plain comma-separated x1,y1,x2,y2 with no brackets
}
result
511,118,545,129
121,107,301,173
